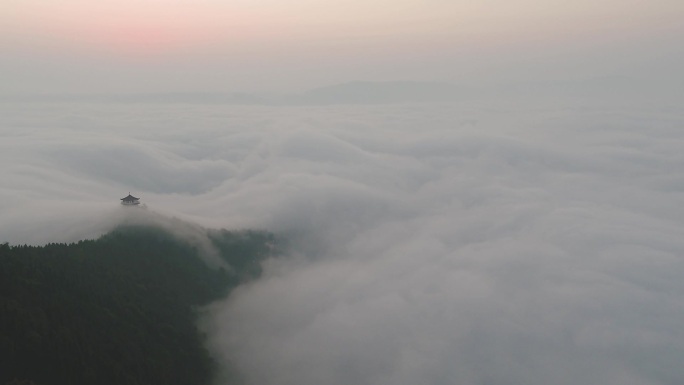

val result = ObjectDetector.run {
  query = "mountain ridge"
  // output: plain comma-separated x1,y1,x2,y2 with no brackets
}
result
0,223,278,385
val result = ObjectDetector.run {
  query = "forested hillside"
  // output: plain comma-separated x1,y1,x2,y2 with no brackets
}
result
0,225,276,385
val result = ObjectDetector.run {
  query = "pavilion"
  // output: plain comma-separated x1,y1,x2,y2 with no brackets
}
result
121,193,141,206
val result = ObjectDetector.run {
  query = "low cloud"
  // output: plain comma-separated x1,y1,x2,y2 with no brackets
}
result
2,97,684,384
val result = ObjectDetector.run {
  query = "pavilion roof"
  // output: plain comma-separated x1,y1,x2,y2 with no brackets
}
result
121,194,140,201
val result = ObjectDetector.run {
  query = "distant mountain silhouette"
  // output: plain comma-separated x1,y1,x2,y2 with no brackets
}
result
0,82,465,105
294,81,465,104
6,77,669,105
0,92,270,104
485,76,682,99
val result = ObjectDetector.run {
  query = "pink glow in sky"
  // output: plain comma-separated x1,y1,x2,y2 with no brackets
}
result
4,2,266,55
2,0,683,93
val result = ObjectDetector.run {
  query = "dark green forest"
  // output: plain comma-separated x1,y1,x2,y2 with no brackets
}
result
0,225,277,385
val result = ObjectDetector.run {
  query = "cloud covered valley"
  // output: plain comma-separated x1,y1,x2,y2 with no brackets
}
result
2,96,684,385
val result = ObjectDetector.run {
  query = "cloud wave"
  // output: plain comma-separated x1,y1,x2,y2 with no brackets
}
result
2,98,684,384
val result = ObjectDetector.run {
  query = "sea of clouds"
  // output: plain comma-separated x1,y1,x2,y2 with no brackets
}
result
2,95,684,384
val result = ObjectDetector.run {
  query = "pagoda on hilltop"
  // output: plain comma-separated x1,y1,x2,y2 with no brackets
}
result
121,193,141,206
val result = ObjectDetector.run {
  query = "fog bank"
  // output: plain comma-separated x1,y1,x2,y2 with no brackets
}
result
2,96,684,384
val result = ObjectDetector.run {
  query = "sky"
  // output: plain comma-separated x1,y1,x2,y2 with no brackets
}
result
2,0,684,93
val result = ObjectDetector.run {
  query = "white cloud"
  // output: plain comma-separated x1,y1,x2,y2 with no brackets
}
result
2,98,684,384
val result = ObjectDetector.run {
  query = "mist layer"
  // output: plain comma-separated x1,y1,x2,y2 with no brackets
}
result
2,96,684,384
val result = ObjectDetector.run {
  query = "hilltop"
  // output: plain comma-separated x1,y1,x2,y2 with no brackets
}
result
0,224,278,385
